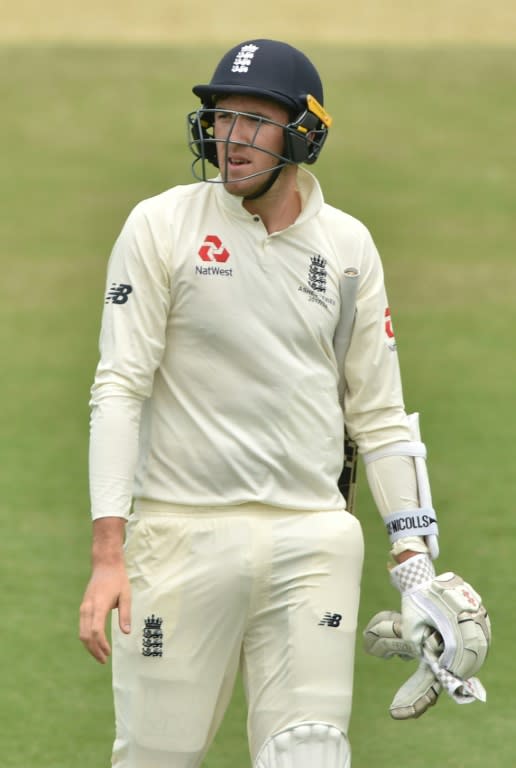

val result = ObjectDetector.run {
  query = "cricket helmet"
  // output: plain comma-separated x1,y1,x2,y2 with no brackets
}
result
187,39,332,181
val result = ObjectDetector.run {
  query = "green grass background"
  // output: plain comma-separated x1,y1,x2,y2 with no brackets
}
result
1,41,515,767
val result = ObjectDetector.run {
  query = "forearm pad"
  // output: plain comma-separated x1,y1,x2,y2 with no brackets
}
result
363,413,439,558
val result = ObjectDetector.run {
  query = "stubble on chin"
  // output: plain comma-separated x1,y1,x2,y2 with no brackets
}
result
222,174,265,198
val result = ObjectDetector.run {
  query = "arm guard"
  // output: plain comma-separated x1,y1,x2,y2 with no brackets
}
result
363,412,439,559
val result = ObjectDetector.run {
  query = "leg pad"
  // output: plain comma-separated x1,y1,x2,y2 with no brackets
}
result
255,722,350,768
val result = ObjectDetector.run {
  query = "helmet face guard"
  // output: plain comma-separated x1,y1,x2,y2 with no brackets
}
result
188,39,332,185
187,96,331,184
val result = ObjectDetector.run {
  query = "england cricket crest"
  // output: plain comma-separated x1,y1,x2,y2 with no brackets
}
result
142,614,164,657
308,255,327,293
297,254,336,310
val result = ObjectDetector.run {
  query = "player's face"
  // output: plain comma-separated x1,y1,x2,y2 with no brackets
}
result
213,95,290,197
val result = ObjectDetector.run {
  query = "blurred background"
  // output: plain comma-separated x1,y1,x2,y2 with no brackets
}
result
1,2,515,766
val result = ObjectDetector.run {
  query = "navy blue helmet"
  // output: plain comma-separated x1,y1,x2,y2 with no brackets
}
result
187,39,332,179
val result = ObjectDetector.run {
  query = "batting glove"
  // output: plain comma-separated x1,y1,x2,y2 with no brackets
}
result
390,554,491,703
364,610,442,719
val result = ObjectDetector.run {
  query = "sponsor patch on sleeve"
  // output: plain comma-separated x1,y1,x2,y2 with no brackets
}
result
384,307,397,351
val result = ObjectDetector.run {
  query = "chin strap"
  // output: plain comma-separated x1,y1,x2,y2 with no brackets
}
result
244,163,285,200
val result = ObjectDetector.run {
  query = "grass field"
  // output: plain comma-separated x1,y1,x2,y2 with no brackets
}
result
3,0,516,44
1,39,515,768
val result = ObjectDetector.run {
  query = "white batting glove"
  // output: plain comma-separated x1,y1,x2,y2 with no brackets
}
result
390,554,491,702
364,610,442,719
363,610,421,660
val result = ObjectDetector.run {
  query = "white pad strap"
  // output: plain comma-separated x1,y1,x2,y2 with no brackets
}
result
362,440,427,464
255,722,350,768
363,413,439,559
384,509,438,545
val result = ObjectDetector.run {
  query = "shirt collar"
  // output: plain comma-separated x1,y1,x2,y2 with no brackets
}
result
214,167,325,227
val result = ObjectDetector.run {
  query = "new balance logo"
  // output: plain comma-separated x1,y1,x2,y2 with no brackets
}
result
318,612,342,627
105,282,133,304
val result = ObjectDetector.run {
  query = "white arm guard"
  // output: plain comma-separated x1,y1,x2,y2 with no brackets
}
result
390,554,491,702
363,412,439,559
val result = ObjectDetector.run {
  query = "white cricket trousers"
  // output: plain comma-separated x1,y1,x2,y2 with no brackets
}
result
111,502,364,768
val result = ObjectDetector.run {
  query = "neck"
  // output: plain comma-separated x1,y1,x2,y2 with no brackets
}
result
243,166,301,234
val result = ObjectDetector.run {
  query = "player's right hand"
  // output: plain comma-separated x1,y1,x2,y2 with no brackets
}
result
79,562,131,664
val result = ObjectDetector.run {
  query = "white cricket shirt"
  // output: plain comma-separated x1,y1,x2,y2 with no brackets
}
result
89,169,412,519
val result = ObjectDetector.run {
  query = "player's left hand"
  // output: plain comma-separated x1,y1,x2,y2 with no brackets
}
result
390,554,491,682
363,555,491,719
363,609,443,719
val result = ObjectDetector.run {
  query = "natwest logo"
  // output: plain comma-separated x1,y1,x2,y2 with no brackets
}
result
198,235,230,263
384,307,397,351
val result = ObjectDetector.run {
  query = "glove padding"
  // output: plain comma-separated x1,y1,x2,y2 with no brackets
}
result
364,610,443,719
390,555,491,682
365,555,491,719
363,609,422,660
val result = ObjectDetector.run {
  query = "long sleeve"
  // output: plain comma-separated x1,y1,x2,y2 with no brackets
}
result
342,229,430,552
89,200,172,519
343,229,411,452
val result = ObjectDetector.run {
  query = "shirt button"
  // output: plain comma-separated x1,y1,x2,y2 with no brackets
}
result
253,216,260,222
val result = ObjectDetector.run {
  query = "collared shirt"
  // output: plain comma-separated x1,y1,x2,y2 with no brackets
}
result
90,169,410,519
